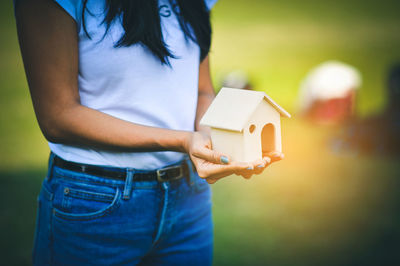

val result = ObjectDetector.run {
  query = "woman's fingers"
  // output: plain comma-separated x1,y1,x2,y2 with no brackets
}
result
191,144,285,183
195,159,252,180
192,146,231,165
239,172,253,179
188,131,230,165
203,161,252,178
205,158,265,182
205,169,235,184
263,156,272,164
235,156,274,179
252,158,269,174
263,151,284,163
205,163,248,183
198,154,278,182
202,153,283,183
206,177,218,184
237,152,283,180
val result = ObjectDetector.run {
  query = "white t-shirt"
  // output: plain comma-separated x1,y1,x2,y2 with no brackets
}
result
48,0,217,169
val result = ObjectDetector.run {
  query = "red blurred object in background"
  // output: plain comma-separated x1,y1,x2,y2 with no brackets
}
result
298,61,361,125
305,90,356,125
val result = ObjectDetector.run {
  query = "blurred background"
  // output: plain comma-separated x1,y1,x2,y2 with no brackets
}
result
1,0,400,265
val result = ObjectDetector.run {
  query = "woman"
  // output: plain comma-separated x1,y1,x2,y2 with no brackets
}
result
15,0,282,264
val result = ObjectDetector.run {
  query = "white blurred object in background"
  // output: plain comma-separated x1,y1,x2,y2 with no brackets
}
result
222,70,253,90
298,61,362,125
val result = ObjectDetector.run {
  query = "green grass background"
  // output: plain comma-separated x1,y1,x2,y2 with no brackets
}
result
1,0,400,265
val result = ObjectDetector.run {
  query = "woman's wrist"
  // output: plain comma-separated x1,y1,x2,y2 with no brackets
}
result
179,131,193,154
179,129,209,154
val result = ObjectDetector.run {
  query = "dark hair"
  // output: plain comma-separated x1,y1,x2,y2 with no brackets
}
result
82,0,212,64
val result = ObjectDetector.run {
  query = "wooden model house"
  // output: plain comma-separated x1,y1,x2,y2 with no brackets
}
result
200,87,291,162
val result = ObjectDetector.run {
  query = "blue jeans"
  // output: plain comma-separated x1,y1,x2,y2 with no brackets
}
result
33,154,213,265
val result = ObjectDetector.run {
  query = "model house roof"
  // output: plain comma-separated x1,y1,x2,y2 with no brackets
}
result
200,87,291,132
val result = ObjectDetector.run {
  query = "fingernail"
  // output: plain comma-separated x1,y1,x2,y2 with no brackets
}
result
257,164,264,168
220,156,229,164
246,167,253,170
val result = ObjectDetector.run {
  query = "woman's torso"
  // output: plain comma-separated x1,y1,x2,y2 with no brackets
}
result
50,0,214,169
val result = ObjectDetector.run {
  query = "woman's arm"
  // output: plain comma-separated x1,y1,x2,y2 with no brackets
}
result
195,56,215,134
15,0,191,153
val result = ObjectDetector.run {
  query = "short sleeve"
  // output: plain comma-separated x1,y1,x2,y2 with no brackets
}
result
53,0,83,27
205,0,218,10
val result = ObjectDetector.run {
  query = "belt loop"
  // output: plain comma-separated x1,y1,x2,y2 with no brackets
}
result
123,169,135,200
46,152,56,181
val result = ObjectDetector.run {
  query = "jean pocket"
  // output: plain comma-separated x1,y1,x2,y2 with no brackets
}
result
52,181,122,221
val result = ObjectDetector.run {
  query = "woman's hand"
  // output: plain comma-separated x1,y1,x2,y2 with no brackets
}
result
235,151,284,180
185,131,249,183
184,131,284,184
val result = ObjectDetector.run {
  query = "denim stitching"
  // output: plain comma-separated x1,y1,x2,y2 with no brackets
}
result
65,187,115,203
53,188,122,221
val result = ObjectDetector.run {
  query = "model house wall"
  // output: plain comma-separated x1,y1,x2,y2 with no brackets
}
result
242,102,282,162
210,129,244,162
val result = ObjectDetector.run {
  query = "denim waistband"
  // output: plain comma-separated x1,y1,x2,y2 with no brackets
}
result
46,153,196,193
